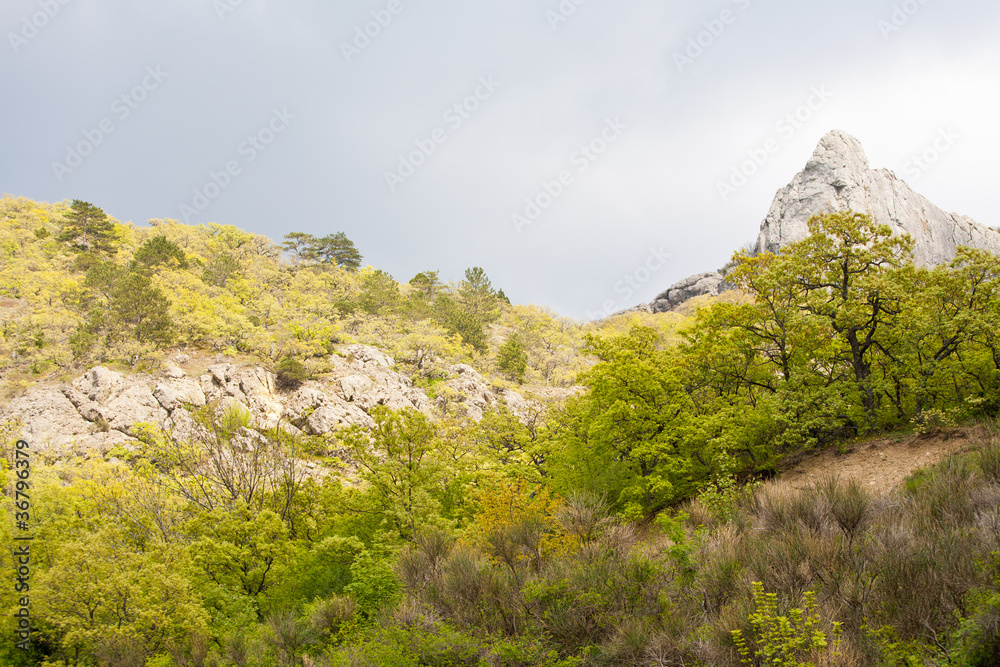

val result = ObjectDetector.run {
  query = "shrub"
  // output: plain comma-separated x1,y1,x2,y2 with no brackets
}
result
819,477,870,548
275,356,310,390
977,434,1000,484
731,582,840,667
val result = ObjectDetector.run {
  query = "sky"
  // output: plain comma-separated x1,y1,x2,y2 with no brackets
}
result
2,0,999,320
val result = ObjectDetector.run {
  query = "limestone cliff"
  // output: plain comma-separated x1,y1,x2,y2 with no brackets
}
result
1,345,535,457
644,130,1000,314
755,130,1000,265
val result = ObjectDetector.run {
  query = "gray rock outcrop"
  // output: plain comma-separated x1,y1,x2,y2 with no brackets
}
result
438,363,534,423
756,130,1000,266
1,343,538,455
639,129,1000,315
649,271,731,313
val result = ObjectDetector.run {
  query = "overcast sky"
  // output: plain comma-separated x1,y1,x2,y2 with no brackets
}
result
3,0,999,319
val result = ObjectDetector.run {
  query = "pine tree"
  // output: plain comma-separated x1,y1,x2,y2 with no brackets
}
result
497,333,528,383
459,267,501,324
409,271,441,298
133,236,188,271
58,200,117,254
281,232,316,268
306,232,362,270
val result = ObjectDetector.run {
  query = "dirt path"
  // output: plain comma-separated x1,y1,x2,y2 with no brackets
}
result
778,426,983,492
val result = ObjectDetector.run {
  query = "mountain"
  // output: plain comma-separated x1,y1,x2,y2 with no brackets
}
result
647,130,1000,312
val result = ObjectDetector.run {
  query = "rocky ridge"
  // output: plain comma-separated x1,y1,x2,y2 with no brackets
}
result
643,130,1000,313
1,344,534,457
755,130,1000,265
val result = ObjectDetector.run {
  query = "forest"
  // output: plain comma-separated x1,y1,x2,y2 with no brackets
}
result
2,195,1000,666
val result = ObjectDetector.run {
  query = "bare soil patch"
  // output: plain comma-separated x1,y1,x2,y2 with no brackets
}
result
778,425,984,492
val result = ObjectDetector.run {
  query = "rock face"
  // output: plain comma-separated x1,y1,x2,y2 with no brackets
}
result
649,271,731,313
755,130,1000,266
639,129,1000,315
1,344,536,455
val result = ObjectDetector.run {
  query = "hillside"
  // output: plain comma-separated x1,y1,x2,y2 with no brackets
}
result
4,197,1000,666
0,194,688,403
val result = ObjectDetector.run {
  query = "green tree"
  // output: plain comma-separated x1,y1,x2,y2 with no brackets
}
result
341,406,446,539
409,270,441,298
778,211,912,422
202,251,241,287
306,232,363,270
281,232,316,268
459,266,501,325
58,199,117,254
435,294,488,353
72,266,175,357
133,235,189,271
35,529,207,665
358,269,401,315
497,333,528,383
552,327,701,518
430,268,503,353
722,211,913,428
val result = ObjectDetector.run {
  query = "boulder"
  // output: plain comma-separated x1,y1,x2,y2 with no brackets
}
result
284,385,334,422
344,344,395,369
72,366,126,403
305,402,375,434
61,387,105,423
164,408,207,442
442,364,496,422
354,387,416,412
337,375,374,402
163,362,186,379
104,385,168,435
153,378,207,412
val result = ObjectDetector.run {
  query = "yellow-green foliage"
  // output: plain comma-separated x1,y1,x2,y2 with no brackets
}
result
1,195,692,395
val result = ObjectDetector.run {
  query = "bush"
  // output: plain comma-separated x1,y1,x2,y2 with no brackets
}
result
731,582,840,667
977,433,1000,484
275,356,310,390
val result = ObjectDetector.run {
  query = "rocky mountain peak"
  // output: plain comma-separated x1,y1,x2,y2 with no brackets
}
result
645,130,1000,314
807,129,870,174
755,129,1000,266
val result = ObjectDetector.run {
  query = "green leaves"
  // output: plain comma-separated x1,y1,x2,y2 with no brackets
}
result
57,199,118,255
497,333,528,383
71,264,174,359
133,235,189,271
732,583,840,667
341,406,449,539
281,230,363,270
552,327,702,517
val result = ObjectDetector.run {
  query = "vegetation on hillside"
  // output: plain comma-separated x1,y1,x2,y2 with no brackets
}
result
3,198,1000,665
0,195,687,395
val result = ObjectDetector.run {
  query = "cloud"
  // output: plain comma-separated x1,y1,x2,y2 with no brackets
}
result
2,0,998,318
